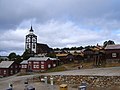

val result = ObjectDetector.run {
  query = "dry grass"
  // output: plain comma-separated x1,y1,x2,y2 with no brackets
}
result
105,62,120,67
46,65,67,72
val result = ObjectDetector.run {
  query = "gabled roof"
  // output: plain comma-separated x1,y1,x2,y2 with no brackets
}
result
20,60,28,64
105,44,120,50
28,57,49,61
56,54,68,57
0,61,14,68
28,57,58,61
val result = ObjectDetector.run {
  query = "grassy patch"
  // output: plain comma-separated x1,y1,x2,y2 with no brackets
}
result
47,65,67,72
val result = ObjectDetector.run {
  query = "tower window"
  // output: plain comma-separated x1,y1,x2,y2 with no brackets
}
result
27,39,29,42
33,39,36,42
33,44,35,49
27,44,29,48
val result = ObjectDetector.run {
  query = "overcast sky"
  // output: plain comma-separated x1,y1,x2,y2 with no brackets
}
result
1,0,120,56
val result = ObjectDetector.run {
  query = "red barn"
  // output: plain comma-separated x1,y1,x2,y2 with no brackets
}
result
0,61,20,77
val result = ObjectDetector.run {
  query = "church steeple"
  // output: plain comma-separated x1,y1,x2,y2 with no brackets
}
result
25,26,37,54
29,26,34,33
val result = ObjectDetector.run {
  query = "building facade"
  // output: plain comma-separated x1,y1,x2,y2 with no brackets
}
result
20,60,28,73
105,44,120,63
20,57,59,72
0,61,20,77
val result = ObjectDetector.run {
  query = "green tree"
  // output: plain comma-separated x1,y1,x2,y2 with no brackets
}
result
16,55,22,63
8,52,22,63
8,52,16,60
22,49,31,60
103,40,115,47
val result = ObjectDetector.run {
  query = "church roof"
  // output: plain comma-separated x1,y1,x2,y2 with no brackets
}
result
37,43,53,53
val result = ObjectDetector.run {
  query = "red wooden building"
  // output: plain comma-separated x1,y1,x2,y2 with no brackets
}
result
0,61,20,77
20,57,59,72
105,44,120,63
20,60,28,73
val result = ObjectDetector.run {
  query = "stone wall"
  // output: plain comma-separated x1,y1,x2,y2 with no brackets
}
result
31,75,120,88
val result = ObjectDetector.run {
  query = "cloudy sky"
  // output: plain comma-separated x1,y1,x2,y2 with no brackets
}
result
1,0,120,56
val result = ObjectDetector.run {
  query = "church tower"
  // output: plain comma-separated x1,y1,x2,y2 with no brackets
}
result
25,26,37,54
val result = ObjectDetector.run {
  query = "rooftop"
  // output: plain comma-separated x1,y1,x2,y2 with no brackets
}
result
105,44,120,50
20,60,28,64
0,61,14,68
28,57,58,61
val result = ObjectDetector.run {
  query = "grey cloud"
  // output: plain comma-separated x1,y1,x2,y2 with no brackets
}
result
1,0,120,55
1,0,120,30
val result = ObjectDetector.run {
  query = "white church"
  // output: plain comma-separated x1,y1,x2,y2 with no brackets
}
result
25,26,52,55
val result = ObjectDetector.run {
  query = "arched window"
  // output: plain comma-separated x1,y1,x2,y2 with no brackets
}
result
27,39,29,42
33,43,35,49
27,44,29,48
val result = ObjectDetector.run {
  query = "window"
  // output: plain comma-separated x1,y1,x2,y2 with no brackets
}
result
27,44,29,48
53,64,56,67
29,62,31,64
33,62,39,64
22,65,27,68
33,39,36,42
10,70,13,74
33,65,39,69
33,44,35,49
15,65,18,68
15,70,18,73
41,62,44,64
27,39,29,42
48,64,51,68
4,70,6,75
41,65,44,69
112,53,117,57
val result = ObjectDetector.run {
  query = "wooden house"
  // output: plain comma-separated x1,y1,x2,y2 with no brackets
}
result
20,60,28,73
0,61,20,77
105,44,120,63
27,57,59,72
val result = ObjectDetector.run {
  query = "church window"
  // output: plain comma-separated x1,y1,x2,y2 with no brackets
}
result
33,38,36,42
33,44,35,49
27,39,29,42
27,44,29,48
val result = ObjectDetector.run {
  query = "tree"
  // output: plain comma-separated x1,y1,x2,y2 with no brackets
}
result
16,55,22,63
8,52,22,63
103,40,115,47
22,49,31,60
8,52,16,60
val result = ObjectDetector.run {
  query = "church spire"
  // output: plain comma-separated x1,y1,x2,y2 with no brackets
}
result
29,25,34,32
